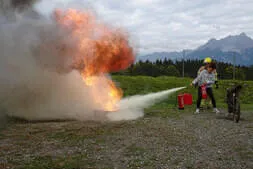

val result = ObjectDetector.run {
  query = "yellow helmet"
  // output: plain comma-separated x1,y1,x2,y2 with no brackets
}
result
204,57,212,63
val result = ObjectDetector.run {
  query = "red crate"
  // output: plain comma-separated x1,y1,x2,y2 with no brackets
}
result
183,93,193,105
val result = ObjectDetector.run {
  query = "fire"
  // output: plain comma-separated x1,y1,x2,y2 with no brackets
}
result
105,79,123,111
53,9,134,111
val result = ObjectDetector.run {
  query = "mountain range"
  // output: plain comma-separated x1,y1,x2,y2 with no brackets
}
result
138,33,253,66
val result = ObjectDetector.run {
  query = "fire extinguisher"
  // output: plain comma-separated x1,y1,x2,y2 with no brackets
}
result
201,84,207,99
178,94,184,110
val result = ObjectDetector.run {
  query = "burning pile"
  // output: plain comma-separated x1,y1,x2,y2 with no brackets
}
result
52,9,135,111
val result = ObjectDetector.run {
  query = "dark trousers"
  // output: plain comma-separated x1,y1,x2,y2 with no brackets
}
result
197,87,216,109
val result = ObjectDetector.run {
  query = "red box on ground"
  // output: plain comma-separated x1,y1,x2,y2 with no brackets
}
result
183,93,193,105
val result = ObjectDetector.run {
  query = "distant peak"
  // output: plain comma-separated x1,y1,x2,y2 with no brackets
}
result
239,32,247,36
207,38,216,43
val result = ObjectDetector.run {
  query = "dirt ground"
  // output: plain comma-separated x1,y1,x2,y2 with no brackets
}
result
0,110,253,169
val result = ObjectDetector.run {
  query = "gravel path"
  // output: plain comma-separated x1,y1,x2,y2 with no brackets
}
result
0,110,252,169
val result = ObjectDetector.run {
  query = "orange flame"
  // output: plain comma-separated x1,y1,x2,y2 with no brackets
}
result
53,9,134,111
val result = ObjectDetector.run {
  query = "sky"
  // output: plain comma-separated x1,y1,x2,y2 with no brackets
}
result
35,0,253,55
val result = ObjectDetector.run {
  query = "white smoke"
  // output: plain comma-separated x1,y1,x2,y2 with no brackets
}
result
0,0,107,121
0,17,101,120
107,87,185,121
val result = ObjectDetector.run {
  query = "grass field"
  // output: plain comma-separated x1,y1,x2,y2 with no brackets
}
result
113,75,253,111
0,76,253,169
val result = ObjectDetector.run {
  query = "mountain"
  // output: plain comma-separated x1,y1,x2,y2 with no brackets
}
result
137,51,183,62
137,50,193,62
139,33,253,65
197,33,253,52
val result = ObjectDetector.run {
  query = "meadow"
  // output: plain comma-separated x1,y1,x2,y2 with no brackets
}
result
113,75,253,111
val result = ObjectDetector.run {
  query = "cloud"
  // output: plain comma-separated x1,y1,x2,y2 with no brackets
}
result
36,0,253,55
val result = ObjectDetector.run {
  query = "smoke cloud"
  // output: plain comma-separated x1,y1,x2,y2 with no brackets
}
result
0,0,109,121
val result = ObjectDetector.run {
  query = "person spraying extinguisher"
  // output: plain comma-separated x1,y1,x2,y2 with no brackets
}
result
191,62,220,114
198,57,219,108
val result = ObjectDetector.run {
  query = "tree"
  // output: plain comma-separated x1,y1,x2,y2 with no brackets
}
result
224,66,246,80
115,59,252,80
165,65,180,77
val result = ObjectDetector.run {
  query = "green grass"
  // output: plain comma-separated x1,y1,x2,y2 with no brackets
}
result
113,76,253,114
113,76,191,96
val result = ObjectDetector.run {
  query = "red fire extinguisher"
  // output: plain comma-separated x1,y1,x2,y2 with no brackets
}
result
201,84,207,99
178,94,184,110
